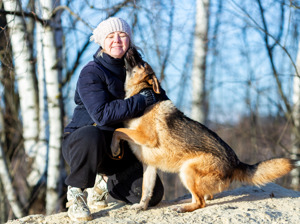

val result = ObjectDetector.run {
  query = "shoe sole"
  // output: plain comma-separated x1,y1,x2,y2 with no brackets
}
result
68,211,92,222
89,204,108,211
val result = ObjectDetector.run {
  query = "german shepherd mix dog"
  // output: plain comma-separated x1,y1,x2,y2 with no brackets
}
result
111,61,300,213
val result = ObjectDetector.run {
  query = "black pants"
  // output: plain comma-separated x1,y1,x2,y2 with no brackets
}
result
62,125,164,206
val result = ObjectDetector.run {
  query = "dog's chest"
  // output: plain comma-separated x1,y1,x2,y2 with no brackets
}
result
128,142,160,166
128,141,181,172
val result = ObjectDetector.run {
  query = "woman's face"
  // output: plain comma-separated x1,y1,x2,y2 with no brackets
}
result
103,31,130,59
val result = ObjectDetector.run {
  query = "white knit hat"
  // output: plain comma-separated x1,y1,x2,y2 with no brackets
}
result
90,17,132,47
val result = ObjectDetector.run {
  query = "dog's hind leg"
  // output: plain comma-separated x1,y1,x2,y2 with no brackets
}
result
176,158,227,213
131,164,157,211
175,162,205,212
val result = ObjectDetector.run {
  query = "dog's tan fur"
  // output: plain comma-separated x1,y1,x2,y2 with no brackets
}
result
111,62,299,213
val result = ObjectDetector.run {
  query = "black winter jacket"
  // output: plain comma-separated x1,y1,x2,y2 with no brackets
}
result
64,48,147,133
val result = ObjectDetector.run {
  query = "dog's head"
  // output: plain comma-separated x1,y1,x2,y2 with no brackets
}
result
124,60,161,98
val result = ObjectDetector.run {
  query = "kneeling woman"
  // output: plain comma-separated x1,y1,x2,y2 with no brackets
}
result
62,17,164,222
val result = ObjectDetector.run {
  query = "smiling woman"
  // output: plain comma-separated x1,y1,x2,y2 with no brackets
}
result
104,32,130,58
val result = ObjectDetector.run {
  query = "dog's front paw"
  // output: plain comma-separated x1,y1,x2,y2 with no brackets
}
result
110,141,121,157
172,206,184,213
204,194,213,200
131,203,147,211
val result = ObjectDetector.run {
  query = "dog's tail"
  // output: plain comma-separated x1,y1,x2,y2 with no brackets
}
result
232,158,300,186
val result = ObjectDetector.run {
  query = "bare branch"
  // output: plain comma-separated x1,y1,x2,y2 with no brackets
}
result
51,6,93,30
289,0,300,9
0,9,47,25
230,0,299,78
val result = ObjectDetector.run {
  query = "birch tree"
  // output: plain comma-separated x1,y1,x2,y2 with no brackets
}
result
26,5,48,186
191,0,209,123
3,0,39,157
36,0,63,214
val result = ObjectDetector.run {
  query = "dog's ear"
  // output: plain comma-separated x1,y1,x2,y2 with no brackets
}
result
149,75,161,94
143,62,161,94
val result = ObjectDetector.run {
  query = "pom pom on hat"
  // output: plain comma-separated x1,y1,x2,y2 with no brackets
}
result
90,17,132,47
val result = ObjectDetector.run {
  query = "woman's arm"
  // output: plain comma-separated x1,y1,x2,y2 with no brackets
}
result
77,66,147,126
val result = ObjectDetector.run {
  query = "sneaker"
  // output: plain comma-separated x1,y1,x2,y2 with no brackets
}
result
87,174,108,211
66,186,92,222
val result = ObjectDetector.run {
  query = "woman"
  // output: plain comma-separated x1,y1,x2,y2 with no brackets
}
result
62,17,164,222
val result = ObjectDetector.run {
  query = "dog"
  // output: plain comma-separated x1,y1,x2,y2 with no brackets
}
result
110,61,300,213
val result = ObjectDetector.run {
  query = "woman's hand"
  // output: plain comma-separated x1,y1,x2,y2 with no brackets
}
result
139,89,158,106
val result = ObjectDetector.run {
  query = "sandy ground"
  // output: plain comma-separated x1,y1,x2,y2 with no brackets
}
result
6,183,300,224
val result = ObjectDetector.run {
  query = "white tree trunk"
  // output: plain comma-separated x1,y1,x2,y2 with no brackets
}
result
191,0,209,123
3,0,39,157
0,106,24,218
37,0,63,214
291,40,300,190
26,13,48,186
